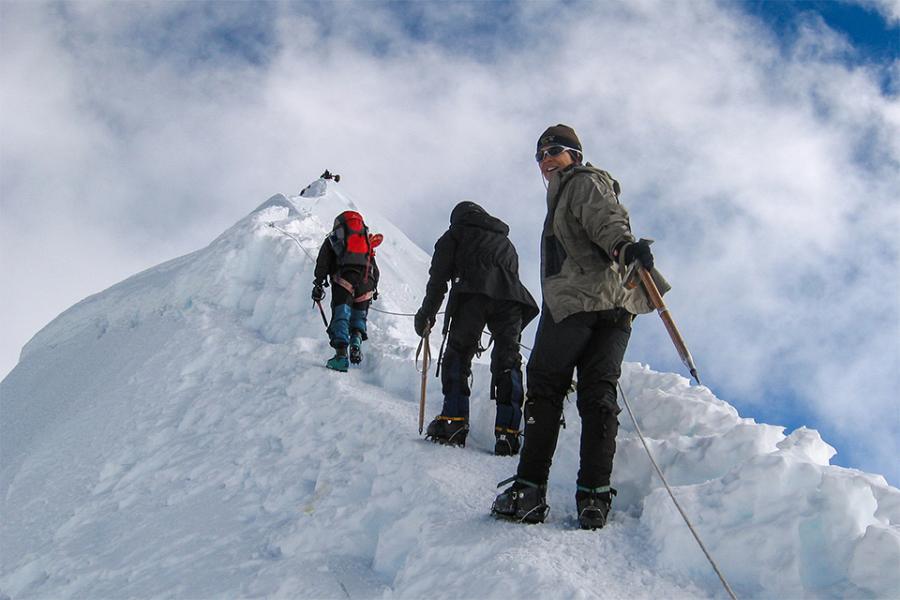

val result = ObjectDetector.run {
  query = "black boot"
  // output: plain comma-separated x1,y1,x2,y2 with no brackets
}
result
494,428,521,456
576,486,616,530
425,416,469,447
491,477,548,524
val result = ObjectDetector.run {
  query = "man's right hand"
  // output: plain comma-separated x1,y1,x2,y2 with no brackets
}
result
414,309,435,337
311,282,326,302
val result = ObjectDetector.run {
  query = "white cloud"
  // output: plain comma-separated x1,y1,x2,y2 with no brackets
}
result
858,0,900,24
1,0,897,482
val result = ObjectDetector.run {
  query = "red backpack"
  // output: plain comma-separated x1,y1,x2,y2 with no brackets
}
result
330,211,373,267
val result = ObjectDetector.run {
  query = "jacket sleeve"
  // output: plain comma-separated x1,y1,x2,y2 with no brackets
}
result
568,173,634,259
420,229,456,317
314,239,336,283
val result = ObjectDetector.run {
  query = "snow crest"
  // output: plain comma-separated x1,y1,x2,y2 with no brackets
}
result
2,179,898,599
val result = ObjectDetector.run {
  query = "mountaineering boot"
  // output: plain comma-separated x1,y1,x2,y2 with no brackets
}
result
326,347,349,372
491,477,549,523
576,486,617,530
349,333,362,365
494,427,521,456
425,416,469,447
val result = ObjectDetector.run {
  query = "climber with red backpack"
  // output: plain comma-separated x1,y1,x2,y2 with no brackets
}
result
313,210,382,372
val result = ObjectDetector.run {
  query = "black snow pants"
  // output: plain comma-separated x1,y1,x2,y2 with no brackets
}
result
516,306,632,489
440,294,524,433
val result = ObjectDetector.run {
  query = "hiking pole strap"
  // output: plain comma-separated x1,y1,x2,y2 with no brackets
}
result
638,266,701,385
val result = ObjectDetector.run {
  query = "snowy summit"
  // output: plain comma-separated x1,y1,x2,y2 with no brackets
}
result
2,178,898,599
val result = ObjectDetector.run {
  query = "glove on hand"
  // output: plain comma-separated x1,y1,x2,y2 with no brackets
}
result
414,309,435,337
622,239,654,270
311,282,326,302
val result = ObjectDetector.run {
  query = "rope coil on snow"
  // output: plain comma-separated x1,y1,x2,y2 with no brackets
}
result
617,381,739,600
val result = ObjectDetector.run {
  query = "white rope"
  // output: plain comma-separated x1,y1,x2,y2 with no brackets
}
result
617,381,738,600
266,222,318,263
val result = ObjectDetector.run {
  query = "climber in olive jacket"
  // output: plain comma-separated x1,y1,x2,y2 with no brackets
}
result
541,164,669,321
415,201,538,455
492,123,669,530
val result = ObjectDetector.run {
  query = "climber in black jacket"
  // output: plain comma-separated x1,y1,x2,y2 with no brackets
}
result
415,201,538,454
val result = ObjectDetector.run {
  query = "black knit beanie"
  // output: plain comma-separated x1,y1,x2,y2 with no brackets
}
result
536,124,582,152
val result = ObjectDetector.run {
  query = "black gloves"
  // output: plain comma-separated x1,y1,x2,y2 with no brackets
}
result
414,309,435,337
622,239,654,270
311,280,327,302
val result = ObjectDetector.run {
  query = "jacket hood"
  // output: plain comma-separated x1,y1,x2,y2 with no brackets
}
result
450,201,509,235
555,163,622,197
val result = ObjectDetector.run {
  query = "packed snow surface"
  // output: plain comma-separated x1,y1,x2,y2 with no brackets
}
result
2,180,898,599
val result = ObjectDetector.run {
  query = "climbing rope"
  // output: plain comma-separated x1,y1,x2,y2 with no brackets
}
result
369,306,443,317
617,381,738,600
266,222,319,263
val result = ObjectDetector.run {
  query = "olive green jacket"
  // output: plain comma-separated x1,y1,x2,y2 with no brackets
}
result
541,163,670,322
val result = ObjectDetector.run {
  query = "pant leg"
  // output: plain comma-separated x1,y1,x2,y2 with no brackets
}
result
516,308,595,485
328,285,354,348
440,295,489,420
350,300,369,341
575,310,632,489
485,301,525,433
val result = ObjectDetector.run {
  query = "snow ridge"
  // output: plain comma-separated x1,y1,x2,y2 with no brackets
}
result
2,179,898,599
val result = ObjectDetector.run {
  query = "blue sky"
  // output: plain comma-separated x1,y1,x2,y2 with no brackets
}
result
745,0,898,65
1,0,898,484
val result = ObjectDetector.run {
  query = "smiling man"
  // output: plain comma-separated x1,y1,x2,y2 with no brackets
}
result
492,124,668,529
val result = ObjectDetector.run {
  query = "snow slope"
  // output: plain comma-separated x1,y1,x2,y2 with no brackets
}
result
2,179,898,599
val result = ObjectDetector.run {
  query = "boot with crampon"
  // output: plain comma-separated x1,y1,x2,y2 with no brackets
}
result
494,427,521,456
576,486,617,530
491,477,549,524
425,416,469,447
326,346,349,372
349,333,362,365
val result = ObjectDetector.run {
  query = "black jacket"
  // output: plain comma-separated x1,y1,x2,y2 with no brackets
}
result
421,202,538,326
314,239,379,294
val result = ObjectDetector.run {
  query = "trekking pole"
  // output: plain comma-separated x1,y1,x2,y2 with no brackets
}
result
416,325,432,435
637,264,701,385
314,300,329,329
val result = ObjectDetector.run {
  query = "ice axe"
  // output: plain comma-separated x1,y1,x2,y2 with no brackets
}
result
313,299,329,329
625,248,701,385
416,324,432,435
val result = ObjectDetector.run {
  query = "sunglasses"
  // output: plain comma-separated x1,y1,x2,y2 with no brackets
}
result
535,145,578,162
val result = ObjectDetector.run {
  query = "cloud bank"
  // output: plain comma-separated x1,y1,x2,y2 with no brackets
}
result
1,0,897,482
